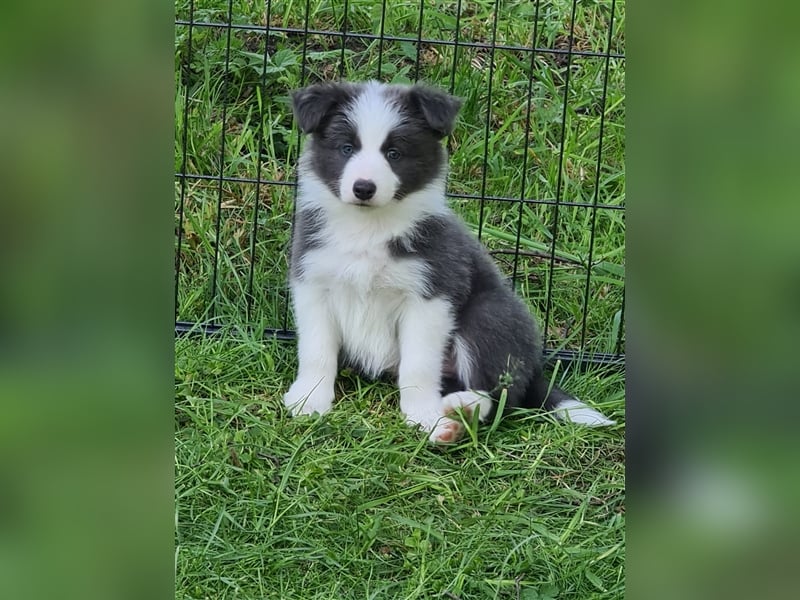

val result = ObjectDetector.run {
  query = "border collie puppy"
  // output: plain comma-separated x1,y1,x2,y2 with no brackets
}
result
284,80,614,443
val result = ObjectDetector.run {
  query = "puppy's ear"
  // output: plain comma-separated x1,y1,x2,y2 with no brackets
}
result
291,83,354,134
408,85,463,138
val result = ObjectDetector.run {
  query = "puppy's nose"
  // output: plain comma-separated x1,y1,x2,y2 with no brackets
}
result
353,179,376,201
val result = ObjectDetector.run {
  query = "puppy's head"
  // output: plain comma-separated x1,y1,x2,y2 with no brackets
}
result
291,81,462,208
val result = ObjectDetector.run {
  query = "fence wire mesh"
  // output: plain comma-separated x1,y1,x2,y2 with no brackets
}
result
175,0,625,367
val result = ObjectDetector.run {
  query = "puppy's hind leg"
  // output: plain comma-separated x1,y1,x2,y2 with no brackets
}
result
442,390,495,423
426,389,494,443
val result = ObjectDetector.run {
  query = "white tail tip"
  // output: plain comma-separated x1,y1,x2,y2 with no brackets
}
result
551,398,616,427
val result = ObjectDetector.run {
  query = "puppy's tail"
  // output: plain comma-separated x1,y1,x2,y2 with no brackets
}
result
530,379,616,427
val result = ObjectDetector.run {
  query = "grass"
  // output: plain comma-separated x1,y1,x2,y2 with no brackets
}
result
176,334,625,599
175,1,625,598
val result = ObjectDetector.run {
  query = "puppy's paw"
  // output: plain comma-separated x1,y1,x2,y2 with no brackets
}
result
402,390,444,429
402,398,465,444
428,416,464,444
283,378,334,416
403,403,443,433
442,390,494,423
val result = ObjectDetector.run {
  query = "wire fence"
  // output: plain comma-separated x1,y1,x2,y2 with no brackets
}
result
174,0,625,368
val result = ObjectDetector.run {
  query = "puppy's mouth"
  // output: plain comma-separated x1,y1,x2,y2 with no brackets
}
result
349,199,376,208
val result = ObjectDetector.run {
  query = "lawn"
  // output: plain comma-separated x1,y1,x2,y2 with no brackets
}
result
175,1,625,597
175,335,625,599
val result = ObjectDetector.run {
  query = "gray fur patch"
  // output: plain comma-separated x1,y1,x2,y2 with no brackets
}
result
380,117,446,201
385,84,463,137
301,84,364,199
388,214,543,406
289,207,326,280
381,84,461,200
291,82,360,134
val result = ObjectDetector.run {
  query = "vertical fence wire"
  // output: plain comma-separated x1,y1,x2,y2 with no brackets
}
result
413,0,425,81
175,0,195,319
543,0,579,344
579,0,617,351
448,0,463,96
511,0,542,287
209,0,235,321
376,0,388,79
476,0,501,241
339,0,350,79
245,0,275,321
616,288,625,356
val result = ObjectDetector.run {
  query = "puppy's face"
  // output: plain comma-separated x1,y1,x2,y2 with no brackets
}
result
291,81,462,208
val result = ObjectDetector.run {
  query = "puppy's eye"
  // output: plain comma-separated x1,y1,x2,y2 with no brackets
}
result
340,144,354,156
386,148,401,161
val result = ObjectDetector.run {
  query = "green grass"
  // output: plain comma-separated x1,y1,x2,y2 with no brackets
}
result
175,1,625,598
176,334,625,599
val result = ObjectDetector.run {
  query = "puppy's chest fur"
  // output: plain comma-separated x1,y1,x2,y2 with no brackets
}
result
298,221,429,377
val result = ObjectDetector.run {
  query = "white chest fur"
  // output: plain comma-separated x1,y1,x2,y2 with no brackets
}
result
298,219,428,378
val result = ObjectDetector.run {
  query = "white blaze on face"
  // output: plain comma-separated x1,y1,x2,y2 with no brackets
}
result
339,84,402,207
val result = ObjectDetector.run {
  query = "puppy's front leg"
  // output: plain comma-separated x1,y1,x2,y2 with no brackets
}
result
398,298,461,443
283,282,340,416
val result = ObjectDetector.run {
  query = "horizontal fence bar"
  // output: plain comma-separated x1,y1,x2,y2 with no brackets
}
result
174,19,625,60
175,172,625,211
175,320,296,341
175,321,624,370
176,172,295,188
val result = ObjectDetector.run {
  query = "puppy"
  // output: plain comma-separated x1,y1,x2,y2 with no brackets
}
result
284,80,614,443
